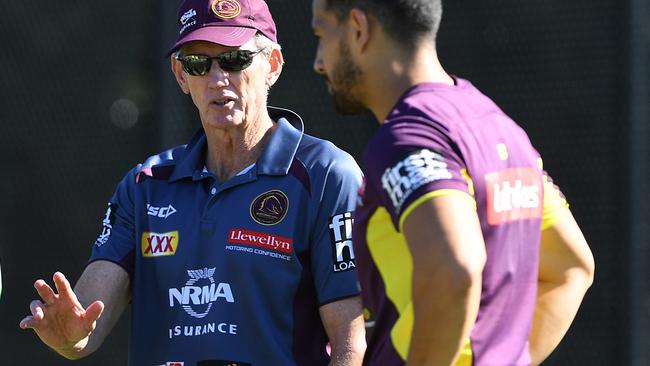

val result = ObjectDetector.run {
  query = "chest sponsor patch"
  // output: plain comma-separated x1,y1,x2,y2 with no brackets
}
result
228,229,292,254
381,149,453,212
141,231,179,257
485,168,543,225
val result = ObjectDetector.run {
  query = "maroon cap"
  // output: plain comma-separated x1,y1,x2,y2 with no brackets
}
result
168,0,277,55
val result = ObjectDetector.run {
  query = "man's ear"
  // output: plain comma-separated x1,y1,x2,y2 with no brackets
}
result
349,8,370,53
265,48,284,88
170,54,191,95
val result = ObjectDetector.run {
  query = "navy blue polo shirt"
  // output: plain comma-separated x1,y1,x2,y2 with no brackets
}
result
89,107,362,366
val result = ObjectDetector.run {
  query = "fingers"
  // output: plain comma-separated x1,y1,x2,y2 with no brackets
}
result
30,299,47,320
53,272,74,299
34,279,57,305
19,315,36,329
83,300,105,332
20,300,47,330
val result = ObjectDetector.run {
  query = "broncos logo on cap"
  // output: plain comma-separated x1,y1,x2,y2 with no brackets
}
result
211,0,241,19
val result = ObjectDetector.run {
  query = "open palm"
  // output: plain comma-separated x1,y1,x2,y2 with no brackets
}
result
19,272,104,354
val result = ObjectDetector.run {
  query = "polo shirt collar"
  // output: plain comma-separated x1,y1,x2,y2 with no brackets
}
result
168,106,304,182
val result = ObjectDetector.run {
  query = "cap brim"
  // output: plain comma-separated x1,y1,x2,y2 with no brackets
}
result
166,25,257,56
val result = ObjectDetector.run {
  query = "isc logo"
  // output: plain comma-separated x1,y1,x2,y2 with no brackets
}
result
141,231,179,257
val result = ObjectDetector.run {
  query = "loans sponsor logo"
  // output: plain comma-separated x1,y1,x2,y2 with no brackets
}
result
228,229,292,254
95,202,118,247
250,190,289,225
485,168,543,225
381,149,452,212
147,204,177,219
329,212,356,272
141,231,179,257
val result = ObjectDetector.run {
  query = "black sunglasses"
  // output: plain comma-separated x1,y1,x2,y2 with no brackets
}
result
176,48,266,75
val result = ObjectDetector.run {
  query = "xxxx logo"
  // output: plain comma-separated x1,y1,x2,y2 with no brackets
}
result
141,231,179,257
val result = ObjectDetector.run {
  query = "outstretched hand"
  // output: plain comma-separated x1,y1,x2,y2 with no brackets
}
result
19,272,104,356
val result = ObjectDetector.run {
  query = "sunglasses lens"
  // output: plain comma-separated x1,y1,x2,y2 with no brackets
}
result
217,50,255,72
181,55,211,76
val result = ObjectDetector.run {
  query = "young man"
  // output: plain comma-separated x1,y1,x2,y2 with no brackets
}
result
311,1,595,365
19,1,366,365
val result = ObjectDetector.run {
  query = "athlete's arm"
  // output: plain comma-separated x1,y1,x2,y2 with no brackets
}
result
529,208,594,365
319,295,366,366
402,193,486,366
19,260,130,359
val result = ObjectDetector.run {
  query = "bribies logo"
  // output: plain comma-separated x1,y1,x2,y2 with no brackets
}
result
250,190,289,225
141,231,179,257
95,202,117,247
485,168,543,225
157,362,184,366
211,0,241,19
168,268,234,319
329,212,356,272
180,8,196,25
147,204,177,219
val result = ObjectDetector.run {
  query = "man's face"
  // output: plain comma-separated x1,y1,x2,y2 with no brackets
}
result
173,39,271,131
312,0,367,115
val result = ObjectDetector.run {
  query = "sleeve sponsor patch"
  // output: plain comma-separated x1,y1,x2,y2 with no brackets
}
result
381,149,452,212
95,202,118,247
328,212,356,272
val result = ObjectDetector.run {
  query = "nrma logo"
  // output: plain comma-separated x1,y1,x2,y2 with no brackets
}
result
168,268,234,319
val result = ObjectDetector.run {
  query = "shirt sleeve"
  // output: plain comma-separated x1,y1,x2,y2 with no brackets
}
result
309,149,363,305
88,166,138,278
363,117,471,230
541,168,570,230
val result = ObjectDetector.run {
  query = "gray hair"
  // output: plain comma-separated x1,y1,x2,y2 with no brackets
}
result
254,33,281,57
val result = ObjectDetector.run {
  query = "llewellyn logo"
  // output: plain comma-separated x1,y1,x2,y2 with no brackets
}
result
250,190,289,226
228,229,293,254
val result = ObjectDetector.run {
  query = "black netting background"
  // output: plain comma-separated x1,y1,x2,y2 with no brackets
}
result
0,0,645,365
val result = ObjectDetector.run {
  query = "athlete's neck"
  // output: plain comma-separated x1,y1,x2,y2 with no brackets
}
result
364,42,453,123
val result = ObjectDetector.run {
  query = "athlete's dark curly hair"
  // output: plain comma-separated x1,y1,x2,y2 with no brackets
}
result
324,0,442,50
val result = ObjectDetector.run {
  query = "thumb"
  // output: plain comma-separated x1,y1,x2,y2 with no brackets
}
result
83,301,105,330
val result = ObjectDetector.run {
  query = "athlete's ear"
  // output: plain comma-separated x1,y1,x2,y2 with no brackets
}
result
171,54,190,95
348,8,370,53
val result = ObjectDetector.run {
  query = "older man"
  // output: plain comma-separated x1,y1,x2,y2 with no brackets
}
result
20,1,365,365
311,0,595,365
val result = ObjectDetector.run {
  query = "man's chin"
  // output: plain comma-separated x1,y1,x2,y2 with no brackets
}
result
333,95,367,116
